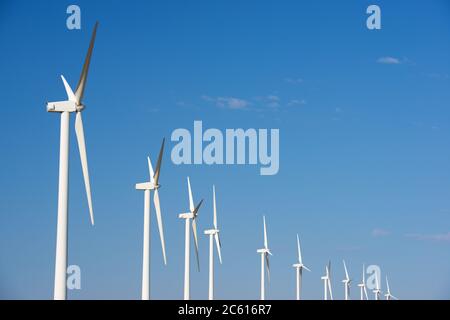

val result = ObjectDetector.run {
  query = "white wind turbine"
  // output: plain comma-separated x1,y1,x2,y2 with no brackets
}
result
204,185,222,300
384,276,398,300
342,260,351,300
321,261,333,300
373,271,382,300
46,22,98,300
292,234,310,300
178,177,203,300
357,264,369,300
257,216,272,300
135,139,167,300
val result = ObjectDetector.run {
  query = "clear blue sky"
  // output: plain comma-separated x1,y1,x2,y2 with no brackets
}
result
0,0,449,299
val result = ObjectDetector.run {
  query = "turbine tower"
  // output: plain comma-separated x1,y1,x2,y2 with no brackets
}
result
46,22,98,300
178,177,203,300
357,264,369,300
384,276,398,300
342,260,351,300
135,139,167,300
292,234,310,300
373,272,382,300
257,216,272,300
204,185,222,300
321,261,333,300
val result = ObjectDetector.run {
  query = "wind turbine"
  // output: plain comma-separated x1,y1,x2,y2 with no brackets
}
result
178,177,203,300
292,234,310,300
204,185,222,300
135,139,167,300
357,264,369,300
342,260,351,300
257,216,272,300
384,276,398,300
373,271,382,300
46,22,98,300
321,261,333,300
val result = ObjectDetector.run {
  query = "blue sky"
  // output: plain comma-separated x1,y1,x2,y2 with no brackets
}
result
0,0,450,299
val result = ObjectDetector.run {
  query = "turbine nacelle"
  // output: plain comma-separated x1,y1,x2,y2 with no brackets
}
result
257,248,272,255
204,228,219,235
179,211,196,220
135,182,158,190
46,101,83,113
292,263,310,271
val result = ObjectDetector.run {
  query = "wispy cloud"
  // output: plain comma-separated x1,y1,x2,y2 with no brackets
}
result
284,77,303,84
405,232,450,242
287,99,306,107
201,95,250,110
426,73,449,80
372,228,391,237
337,245,363,252
377,56,401,65
266,95,280,109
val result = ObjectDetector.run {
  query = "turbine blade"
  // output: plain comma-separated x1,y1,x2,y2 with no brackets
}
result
364,286,369,300
213,185,217,229
75,112,94,225
375,272,380,290
265,253,270,283
343,260,349,280
328,278,333,300
304,265,311,272
153,138,164,185
153,188,167,265
263,216,268,249
386,276,391,294
61,75,76,102
75,22,98,104
362,264,366,282
327,261,331,280
296,234,302,264
147,156,155,184
193,199,204,215
187,177,194,212
214,233,222,264
192,218,200,271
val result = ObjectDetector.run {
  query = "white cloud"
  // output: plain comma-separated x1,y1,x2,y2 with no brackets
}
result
406,232,450,242
285,77,304,84
287,99,306,107
377,56,401,64
266,95,280,108
372,228,390,237
202,95,250,110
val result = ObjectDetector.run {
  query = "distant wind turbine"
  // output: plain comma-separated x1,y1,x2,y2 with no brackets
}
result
342,260,351,300
178,177,203,300
257,216,272,300
321,261,333,300
46,22,98,300
357,264,369,300
292,234,310,300
135,139,167,299
373,271,382,300
204,185,222,300
384,276,398,300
